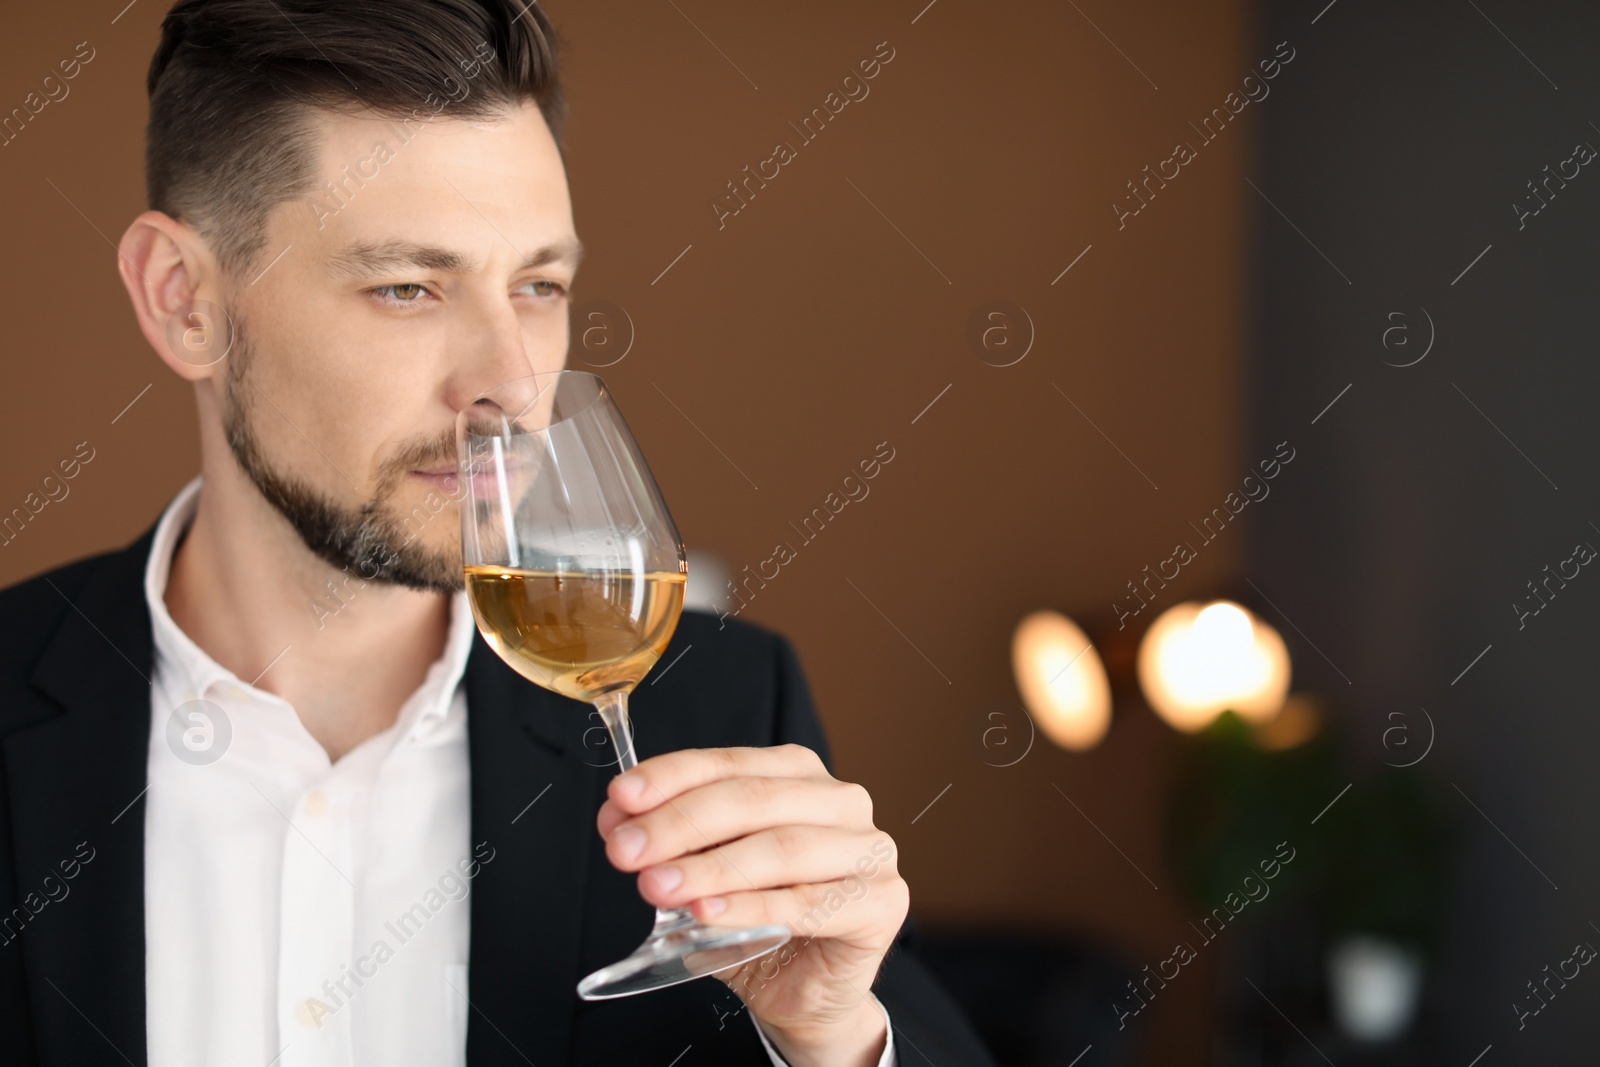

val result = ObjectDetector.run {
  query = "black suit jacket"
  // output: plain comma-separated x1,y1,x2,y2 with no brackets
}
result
0,520,995,1065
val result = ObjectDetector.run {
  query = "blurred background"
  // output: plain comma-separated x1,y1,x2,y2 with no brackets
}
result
4,0,1600,1062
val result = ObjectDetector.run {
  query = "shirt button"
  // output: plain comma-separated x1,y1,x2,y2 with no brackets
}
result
298,996,329,1029
304,790,328,817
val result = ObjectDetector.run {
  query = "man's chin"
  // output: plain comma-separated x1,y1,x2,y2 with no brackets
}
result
370,554,464,595
219,335,465,593
345,518,464,594
250,476,464,594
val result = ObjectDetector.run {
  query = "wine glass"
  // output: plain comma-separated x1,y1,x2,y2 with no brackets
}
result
455,370,791,1000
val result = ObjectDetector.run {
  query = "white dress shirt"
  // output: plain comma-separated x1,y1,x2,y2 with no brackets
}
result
142,475,894,1066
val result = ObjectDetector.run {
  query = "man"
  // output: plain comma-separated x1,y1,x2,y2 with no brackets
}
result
0,1,996,1065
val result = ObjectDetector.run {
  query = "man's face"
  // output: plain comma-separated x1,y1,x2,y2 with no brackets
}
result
219,99,579,592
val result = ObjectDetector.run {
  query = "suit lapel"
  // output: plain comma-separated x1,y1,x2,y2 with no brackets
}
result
7,528,156,1066
464,633,603,1067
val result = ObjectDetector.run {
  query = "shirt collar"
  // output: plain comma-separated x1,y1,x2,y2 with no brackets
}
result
145,475,475,739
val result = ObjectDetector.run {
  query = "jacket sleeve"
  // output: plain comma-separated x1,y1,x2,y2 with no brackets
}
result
768,633,998,1067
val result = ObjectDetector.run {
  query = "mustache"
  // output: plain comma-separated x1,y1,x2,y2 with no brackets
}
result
375,428,460,491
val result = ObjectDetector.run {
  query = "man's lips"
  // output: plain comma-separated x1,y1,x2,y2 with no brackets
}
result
410,461,527,496
413,460,527,477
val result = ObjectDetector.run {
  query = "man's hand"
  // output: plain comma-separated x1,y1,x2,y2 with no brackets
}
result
596,743,907,1067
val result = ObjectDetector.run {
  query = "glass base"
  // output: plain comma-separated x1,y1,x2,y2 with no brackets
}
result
578,909,792,1000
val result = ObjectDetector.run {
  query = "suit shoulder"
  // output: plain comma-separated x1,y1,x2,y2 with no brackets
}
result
0,546,129,675
671,607,790,658
664,609,796,699
0,546,120,619
631,610,805,751
642,609,830,761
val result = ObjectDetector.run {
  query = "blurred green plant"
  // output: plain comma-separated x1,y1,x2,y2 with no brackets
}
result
1318,768,1456,957
1162,706,1456,957
1164,710,1340,917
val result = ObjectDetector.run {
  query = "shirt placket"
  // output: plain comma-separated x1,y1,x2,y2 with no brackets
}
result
277,773,357,1067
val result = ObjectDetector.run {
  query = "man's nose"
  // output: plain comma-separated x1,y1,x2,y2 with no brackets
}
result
448,300,543,413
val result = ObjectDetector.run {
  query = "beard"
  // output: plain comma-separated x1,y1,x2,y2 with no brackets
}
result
218,314,464,594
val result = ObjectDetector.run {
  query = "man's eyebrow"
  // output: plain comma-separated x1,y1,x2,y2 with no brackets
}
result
325,237,585,280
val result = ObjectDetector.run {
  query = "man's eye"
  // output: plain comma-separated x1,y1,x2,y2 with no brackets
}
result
373,283,428,303
526,280,567,298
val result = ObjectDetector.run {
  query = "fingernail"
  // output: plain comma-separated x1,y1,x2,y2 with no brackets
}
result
648,865,683,893
612,824,646,862
700,896,727,916
615,773,645,800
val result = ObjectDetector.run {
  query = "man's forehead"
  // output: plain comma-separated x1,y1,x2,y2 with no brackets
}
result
303,99,564,187
285,100,576,275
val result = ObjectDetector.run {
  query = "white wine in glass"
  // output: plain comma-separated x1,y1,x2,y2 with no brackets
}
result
456,370,790,1000
464,567,686,701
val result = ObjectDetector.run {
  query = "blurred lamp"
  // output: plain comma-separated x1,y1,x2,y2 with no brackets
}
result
1011,610,1113,751
1136,600,1291,732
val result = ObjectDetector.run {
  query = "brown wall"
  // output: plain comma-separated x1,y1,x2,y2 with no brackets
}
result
0,2,1252,1061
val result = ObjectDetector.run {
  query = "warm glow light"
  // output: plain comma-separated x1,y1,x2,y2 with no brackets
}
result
1136,600,1292,732
1012,610,1113,751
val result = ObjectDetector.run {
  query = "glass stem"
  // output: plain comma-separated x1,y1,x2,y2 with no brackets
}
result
594,690,697,932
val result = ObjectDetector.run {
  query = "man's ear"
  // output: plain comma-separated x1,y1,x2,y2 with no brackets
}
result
117,211,232,382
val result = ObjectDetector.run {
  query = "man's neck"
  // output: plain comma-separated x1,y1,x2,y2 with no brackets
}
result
164,454,452,765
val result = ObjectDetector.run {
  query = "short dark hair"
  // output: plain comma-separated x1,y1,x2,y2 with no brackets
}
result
146,0,566,281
